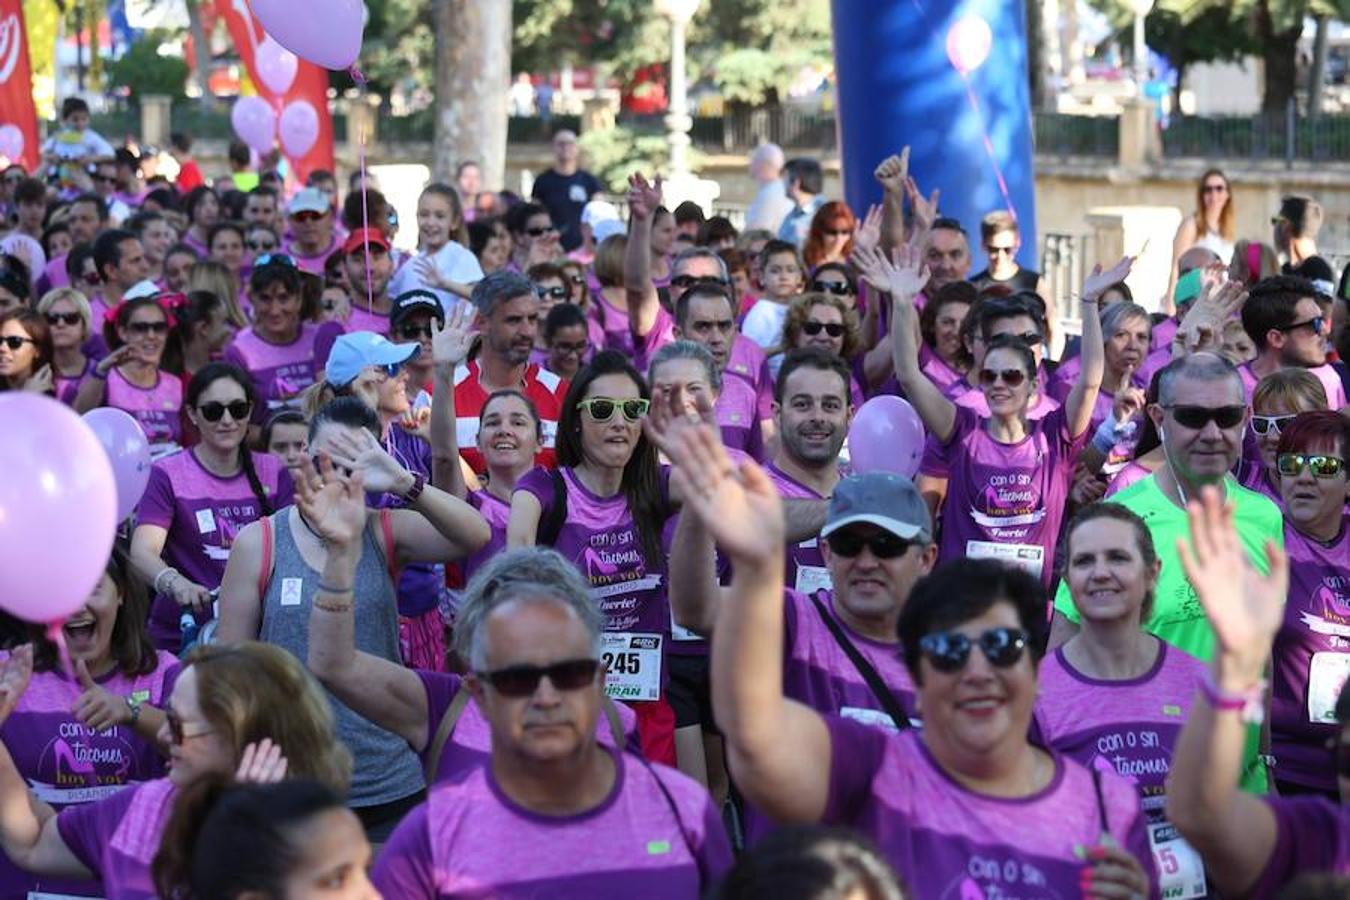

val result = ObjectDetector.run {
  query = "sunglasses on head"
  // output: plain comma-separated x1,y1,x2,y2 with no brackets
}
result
165,707,214,745
919,627,1030,673
126,321,169,336
825,530,915,559
979,368,1027,387
45,312,83,327
0,335,35,351
1277,453,1346,479
577,396,650,422
1165,404,1246,430
291,210,325,223
811,280,853,296
536,286,568,300
1250,414,1297,437
198,400,252,423
525,224,557,237
802,320,845,338
1275,316,1326,336
476,658,600,697
671,274,729,290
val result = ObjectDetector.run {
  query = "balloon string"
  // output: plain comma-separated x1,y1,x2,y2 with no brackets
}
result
359,123,372,316
959,73,1017,224
348,65,367,87
45,621,74,682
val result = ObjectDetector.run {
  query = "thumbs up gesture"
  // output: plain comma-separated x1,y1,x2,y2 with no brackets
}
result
71,658,131,733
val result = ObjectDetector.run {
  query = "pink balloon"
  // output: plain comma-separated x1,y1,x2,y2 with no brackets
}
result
248,0,363,71
278,100,320,158
231,96,277,155
255,34,299,94
82,408,152,522
0,124,23,162
946,13,993,75
848,396,925,479
0,395,117,624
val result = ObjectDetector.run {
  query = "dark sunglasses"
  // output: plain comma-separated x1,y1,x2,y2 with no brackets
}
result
247,240,278,252
536,286,568,300
577,397,650,422
525,224,557,237
919,627,1030,673
1250,414,1296,437
979,368,1027,387
811,280,853,296
1275,316,1326,336
255,253,298,269
825,530,915,559
1165,404,1246,430
0,335,35,350
45,312,83,327
476,658,600,697
1277,453,1345,479
291,210,326,223
165,707,214,745
198,400,252,422
985,245,1015,256
1202,183,1228,194
398,323,434,341
126,321,169,336
803,320,845,338
671,274,730,290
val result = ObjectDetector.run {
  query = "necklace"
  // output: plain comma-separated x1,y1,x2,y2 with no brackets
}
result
296,509,329,547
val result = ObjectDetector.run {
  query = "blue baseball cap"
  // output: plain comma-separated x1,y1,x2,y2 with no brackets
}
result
324,331,419,388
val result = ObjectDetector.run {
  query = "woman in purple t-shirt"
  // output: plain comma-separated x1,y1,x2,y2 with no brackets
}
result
888,246,1124,585
75,294,185,456
131,363,294,650
507,350,682,765
0,642,350,900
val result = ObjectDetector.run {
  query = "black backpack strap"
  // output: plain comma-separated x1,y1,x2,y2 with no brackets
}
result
538,468,568,547
808,591,910,731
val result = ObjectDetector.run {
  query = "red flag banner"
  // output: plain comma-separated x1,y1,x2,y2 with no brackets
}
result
0,0,40,171
213,0,335,183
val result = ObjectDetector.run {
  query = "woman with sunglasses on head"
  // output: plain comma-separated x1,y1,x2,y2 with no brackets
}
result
388,183,484,309
224,253,342,416
131,362,294,651
0,641,350,899
1263,411,1350,801
0,547,175,898
37,287,97,404
182,186,220,257
674,427,1156,895
75,294,184,457
507,350,684,765
1238,369,1330,505
216,397,489,839
776,291,867,408
887,243,1128,586
0,308,54,394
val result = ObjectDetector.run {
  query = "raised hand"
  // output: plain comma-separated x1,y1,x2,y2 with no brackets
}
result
235,738,289,784
1082,256,1134,304
72,658,130,732
322,428,407,496
413,256,448,291
873,149,910,195
642,382,715,461
23,364,53,395
904,176,940,238
852,204,883,253
627,172,664,222
1112,365,1145,424
1175,486,1287,683
0,645,32,728
95,344,135,378
849,244,891,294
883,244,932,303
431,301,476,370
295,454,369,549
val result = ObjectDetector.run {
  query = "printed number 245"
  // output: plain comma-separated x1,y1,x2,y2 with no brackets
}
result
603,651,641,675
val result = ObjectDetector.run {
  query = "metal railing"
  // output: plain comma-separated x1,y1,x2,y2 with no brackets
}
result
1161,108,1350,163
1033,112,1118,158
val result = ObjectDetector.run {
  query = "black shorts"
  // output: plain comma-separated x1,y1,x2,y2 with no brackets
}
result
666,653,717,731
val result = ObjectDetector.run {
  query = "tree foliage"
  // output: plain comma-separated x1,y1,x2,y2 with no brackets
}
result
105,29,190,100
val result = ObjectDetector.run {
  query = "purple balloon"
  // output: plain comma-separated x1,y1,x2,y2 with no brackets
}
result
82,408,152,522
848,396,925,479
249,0,363,71
231,96,277,155
0,395,117,624
278,100,320,158
255,34,299,94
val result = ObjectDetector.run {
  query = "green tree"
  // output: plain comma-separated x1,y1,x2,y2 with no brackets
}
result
105,29,190,101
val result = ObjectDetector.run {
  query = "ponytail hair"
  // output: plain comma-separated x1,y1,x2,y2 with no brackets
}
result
186,362,273,516
162,290,225,377
153,777,347,900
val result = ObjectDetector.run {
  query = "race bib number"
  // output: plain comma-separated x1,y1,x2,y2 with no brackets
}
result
965,540,1045,579
601,633,663,702
1148,822,1207,900
1308,652,1350,724
794,564,833,596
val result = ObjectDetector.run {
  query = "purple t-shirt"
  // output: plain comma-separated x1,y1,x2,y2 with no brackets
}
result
104,367,183,452
918,386,1061,481
714,371,764,461
464,489,511,582
1252,795,1350,895
823,719,1159,900
55,357,97,407
1235,459,1283,508
933,406,1086,586
766,462,832,596
371,749,731,899
346,303,392,336
284,235,339,276
56,778,176,899
223,321,343,413
1270,522,1350,792
1047,368,1145,477
416,670,639,785
725,336,775,424
136,449,294,648
919,343,966,394
0,656,175,898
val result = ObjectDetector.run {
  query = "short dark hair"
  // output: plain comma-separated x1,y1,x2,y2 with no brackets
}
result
543,301,588,341
60,97,90,120
310,396,380,443
898,559,1047,683
773,346,851,405
305,169,336,187
932,216,967,236
981,333,1036,379
674,282,734,329
248,185,278,202
673,200,705,227
170,132,193,153
783,158,823,196
93,228,138,280
1243,275,1320,350
14,177,46,206
71,192,109,221
226,140,249,168
506,201,550,236
978,296,1045,342
757,239,802,273
698,216,738,247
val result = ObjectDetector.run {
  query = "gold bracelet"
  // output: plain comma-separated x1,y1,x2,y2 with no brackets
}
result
313,597,355,613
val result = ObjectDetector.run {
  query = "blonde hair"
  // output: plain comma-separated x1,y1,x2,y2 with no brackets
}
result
185,642,351,792
778,291,862,359
36,287,92,337
1252,368,1329,414
188,260,247,328
593,234,626,288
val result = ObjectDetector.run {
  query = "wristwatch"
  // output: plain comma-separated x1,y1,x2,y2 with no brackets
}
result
124,694,143,725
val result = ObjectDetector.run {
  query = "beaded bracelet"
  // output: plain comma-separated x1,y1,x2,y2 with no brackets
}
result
1200,672,1266,724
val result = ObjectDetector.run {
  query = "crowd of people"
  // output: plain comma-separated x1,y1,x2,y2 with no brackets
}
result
0,93,1345,899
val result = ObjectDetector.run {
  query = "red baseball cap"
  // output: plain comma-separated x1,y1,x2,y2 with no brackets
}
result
342,227,391,256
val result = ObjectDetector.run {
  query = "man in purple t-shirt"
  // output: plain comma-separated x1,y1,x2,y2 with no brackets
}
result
372,547,731,898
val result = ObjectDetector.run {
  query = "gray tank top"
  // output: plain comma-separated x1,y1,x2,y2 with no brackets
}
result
258,509,425,807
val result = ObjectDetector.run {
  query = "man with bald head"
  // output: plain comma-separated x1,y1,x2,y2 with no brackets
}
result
531,129,602,252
